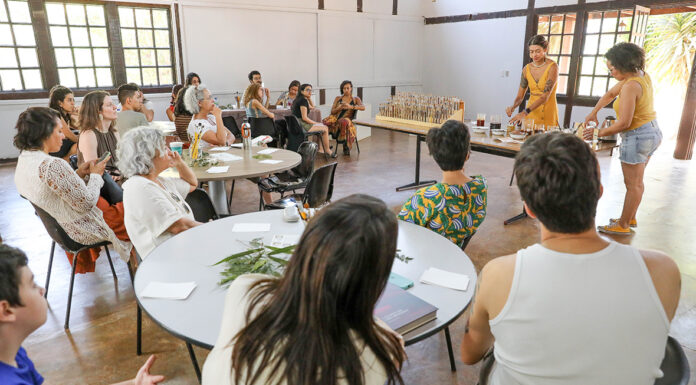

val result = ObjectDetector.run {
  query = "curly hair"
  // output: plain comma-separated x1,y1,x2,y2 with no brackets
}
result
116,126,166,178
605,42,645,73
183,84,209,115
14,107,60,151
48,85,73,124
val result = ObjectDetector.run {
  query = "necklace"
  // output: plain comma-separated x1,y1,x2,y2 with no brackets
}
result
531,60,546,68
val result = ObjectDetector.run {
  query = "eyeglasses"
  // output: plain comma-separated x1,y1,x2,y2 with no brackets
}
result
169,192,191,214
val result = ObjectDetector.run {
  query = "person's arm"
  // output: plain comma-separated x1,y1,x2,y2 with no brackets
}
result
60,118,79,142
353,96,365,111
509,64,559,124
201,106,229,146
252,99,275,119
641,249,681,321
330,97,343,115
397,191,435,226
307,97,315,109
138,100,155,122
263,88,270,108
461,255,515,364
506,70,530,117
597,80,639,136
275,91,287,106
300,104,316,125
167,217,201,233
78,130,99,163
584,80,625,126
169,151,197,191
37,157,106,213
166,107,175,122
110,355,165,385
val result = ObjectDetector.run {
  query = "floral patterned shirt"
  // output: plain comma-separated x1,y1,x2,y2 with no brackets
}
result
398,176,487,248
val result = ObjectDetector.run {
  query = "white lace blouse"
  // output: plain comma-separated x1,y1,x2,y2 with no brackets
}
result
14,150,132,261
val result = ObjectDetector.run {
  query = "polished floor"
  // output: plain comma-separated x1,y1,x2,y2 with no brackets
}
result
1,129,694,384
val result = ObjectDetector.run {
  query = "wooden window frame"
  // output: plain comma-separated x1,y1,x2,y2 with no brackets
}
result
0,0,176,100
535,12,578,97
0,0,43,92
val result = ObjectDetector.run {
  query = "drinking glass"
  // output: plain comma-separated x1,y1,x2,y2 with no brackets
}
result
490,115,501,130
476,113,486,127
522,118,534,134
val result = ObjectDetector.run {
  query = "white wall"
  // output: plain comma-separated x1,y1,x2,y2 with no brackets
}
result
535,0,578,7
422,0,526,17
422,17,527,120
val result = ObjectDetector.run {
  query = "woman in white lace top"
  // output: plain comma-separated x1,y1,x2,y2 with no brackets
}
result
14,107,132,264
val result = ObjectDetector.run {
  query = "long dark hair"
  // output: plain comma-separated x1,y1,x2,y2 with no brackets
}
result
173,85,190,116
231,194,406,385
528,34,548,49
48,85,73,126
79,90,113,133
339,80,353,96
292,83,312,116
185,72,201,86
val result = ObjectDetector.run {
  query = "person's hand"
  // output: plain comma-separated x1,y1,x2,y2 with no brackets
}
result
509,112,527,125
582,125,595,140
584,112,598,127
212,105,222,116
76,160,91,179
505,106,514,117
168,149,185,168
264,87,270,97
268,112,275,119
90,156,108,176
133,355,165,385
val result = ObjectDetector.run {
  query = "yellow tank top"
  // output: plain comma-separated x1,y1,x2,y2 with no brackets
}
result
524,61,559,127
614,72,656,131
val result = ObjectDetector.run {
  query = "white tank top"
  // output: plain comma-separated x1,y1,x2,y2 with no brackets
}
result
489,242,670,385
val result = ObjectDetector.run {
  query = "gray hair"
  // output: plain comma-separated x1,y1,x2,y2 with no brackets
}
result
116,126,167,178
183,84,208,114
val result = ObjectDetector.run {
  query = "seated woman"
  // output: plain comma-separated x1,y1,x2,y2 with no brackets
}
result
166,84,184,122
47,85,79,161
243,83,275,120
398,120,487,248
13,107,133,273
323,80,365,155
202,194,406,385
275,80,300,107
118,127,201,258
291,84,334,157
174,85,192,142
184,84,235,150
77,90,122,180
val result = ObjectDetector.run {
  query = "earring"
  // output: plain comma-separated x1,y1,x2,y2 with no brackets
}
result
99,113,103,120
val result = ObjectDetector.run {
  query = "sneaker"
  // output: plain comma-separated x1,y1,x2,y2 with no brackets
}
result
610,218,637,228
598,222,632,235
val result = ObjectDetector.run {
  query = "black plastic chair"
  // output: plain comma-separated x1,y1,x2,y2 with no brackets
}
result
264,162,337,210
257,141,318,210
285,115,329,158
249,117,278,147
28,201,118,329
461,232,476,251
331,110,361,156
184,188,219,222
222,115,240,138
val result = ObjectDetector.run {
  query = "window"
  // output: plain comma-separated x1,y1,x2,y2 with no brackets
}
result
576,10,634,97
118,6,173,86
537,13,576,95
45,2,113,88
0,0,42,91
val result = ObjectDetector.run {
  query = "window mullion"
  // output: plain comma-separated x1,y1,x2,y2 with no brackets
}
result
105,2,126,86
28,0,58,89
150,9,159,85
563,10,585,127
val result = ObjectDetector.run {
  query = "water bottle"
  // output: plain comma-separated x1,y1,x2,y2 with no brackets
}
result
241,118,252,154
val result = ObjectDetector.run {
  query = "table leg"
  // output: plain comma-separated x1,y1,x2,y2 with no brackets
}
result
186,342,202,384
504,206,528,225
396,135,437,192
444,326,457,372
208,180,230,216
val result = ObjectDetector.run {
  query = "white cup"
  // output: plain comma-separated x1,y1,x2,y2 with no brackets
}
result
169,141,183,155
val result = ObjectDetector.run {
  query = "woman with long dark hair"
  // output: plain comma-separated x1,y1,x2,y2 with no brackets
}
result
291,83,334,157
47,85,79,160
323,80,365,155
202,194,406,385
506,35,559,127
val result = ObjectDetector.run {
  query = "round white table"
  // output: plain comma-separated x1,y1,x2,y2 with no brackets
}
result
134,210,476,379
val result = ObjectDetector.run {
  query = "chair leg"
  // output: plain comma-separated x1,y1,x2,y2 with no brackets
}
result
137,305,143,355
258,190,264,211
64,253,79,329
45,241,56,298
355,137,361,154
227,180,236,209
104,246,117,280
445,326,457,372
508,169,515,186
186,342,202,383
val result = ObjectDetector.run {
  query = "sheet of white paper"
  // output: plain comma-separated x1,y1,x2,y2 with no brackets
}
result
270,234,301,248
208,146,230,152
206,166,229,173
230,143,243,148
140,281,196,300
419,267,470,291
231,223,271,232
209,153,243,162
259,159,283,164
257,148,278,154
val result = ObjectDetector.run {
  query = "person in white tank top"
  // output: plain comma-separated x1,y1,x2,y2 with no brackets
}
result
459,133,681,385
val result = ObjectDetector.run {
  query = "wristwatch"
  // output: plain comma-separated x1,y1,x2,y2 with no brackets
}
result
524,108,531,114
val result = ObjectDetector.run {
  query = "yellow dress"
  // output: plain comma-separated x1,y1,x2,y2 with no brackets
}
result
524,61,559,127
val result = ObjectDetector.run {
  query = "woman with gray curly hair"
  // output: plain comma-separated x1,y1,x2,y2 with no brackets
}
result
184,84,234,149
118,126,201,258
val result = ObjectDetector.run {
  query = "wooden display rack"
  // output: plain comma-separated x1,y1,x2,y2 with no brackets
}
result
375,108,465,128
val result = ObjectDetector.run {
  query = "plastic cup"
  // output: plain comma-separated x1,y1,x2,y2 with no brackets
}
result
169,141,183,156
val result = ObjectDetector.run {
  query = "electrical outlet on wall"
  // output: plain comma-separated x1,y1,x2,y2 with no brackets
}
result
501,70,510,78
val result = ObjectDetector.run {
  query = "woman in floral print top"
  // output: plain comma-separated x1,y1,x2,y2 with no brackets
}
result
398,120,487,248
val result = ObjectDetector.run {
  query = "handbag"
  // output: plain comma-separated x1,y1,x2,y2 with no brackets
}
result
100,172,123,205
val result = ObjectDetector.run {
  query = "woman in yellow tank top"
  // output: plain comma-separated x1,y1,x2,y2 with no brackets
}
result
507,35,559,127
584,42,662,235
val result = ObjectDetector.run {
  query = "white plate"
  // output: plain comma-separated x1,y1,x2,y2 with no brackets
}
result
472,127,489,134
510,133,526,140
491,129,506,136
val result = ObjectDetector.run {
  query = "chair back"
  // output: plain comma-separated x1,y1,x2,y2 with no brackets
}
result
174,114,193,142
29,201,84,252
184,188,219,222
461,232,476,250
303,162,337,208
655,336,690,385
69,155,78,170
284,115,306,152
222,115,241,137
249,117,278,147
292,141,318,179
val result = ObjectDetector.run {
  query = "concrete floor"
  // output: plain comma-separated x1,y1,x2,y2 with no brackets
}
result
1,129,694,384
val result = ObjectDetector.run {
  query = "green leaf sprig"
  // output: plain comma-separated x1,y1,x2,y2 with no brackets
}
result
213,238,295,287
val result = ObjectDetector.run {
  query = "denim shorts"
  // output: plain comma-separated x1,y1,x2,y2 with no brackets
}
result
619,120,662,164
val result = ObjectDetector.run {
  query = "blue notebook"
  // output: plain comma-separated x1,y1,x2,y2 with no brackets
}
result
388,272,414,290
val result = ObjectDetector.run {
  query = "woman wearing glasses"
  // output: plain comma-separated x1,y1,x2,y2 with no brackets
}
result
118,126,201,259
291,83,335,157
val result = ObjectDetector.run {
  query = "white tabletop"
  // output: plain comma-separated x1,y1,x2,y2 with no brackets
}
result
150,120,176,134
134,210,477,349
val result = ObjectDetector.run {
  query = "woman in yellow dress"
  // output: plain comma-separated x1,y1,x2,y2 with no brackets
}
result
507,35,559,128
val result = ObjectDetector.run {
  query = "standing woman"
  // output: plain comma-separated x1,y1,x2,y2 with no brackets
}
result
77,91,122,179
507,35,559,128
323,80,365,155
47,85,79,161
292,84,334,157
584,42,661,235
